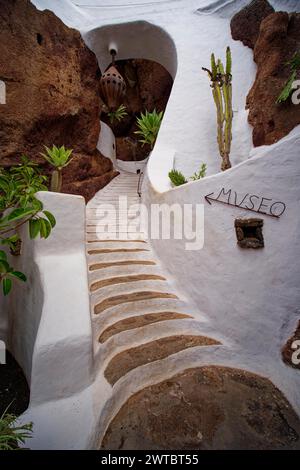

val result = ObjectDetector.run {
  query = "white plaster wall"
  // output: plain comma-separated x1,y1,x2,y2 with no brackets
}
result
98,120,116,165
5,192,93,405
143,126,300,413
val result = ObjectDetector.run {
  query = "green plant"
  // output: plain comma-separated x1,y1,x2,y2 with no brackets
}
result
203,47,233,171
41,145,73,192
190,163,207,181
276,51,300,103
168,169,187,186
107,104,128,124
0,404,33,450
0,157,56,295
169,163,207,187
135,109,163,149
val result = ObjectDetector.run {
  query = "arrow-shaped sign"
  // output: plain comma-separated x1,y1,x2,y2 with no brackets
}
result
204,192,280,219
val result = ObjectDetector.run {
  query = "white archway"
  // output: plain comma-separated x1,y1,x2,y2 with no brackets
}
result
84,20,177,79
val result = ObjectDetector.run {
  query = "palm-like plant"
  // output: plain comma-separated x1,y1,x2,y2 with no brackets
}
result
134,109,163,149
41,145,73,192
107,104,128,124
0,404,33,450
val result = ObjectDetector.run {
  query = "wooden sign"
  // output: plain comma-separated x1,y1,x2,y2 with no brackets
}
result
205,188,286,219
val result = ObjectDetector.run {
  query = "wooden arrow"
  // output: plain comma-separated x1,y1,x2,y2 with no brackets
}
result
204,192,279,219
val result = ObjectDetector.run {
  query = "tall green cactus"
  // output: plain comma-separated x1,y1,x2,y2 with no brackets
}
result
203,47,233,171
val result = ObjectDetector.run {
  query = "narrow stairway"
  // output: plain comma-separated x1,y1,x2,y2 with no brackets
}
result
86,171,220,382
85,171,300,450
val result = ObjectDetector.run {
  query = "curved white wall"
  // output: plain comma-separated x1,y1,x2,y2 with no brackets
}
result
5,192,93,405
143,126,300,414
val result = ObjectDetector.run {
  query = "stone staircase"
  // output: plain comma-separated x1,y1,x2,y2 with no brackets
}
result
86,171,220,379
85,171,300,450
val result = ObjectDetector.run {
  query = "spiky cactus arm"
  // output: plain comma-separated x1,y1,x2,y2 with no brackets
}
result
202,47,233,171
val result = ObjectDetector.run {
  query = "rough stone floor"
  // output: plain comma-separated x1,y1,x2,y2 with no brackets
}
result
86,171,300,450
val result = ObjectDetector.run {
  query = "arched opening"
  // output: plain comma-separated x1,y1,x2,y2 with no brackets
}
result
84,20,177,79
101,58,173,164
83,21,177,170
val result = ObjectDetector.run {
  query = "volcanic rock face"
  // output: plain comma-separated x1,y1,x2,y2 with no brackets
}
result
101,59,173,162
231,1,300,147
230,0,274,49
0,0,115,200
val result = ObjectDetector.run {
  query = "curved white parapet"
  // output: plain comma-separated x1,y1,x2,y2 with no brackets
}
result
116,156,149,174
98,120,116,165
6,192,93,406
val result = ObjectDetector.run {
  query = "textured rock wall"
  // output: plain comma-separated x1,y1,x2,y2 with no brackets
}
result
0,0,116,201
231,0,300,146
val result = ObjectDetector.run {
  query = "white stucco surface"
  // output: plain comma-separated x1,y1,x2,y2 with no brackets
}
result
1,0,298,449
98,120,116,164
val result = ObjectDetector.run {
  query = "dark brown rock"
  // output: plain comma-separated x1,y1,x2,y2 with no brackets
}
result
282,321,300,369
246,12,300,146
232,3,300,147
0,0,114,200
230,0,274,49
115,136,150,162
101,366,300,450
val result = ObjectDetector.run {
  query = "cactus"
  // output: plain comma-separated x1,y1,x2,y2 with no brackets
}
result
203,47,233,171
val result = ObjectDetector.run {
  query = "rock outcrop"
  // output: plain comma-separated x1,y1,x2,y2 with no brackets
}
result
230,0,274,49
0,0,116,201
231,1,300,146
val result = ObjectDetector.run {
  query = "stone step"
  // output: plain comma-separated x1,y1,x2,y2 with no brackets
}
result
91,281,174,307
99,312,193,343
90,274,166,292
88,263,162,283
93,291,179,315
104,334,220,386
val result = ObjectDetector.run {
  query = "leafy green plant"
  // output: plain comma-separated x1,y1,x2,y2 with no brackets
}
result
107,104,128,124
0,157,56,295
168,169,187,186
41,145,73,192
135,109,163,149
276,52,300,103
190,163,207,181
169,163,207,187
203,47,233,171
0,404,33,450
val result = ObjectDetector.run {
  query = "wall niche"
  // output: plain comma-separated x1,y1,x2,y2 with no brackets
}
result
235,218,264,249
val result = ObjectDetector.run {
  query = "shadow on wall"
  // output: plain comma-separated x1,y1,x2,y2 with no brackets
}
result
83,20,178,79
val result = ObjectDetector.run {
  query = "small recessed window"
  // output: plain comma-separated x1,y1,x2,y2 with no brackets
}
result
235,218,264,249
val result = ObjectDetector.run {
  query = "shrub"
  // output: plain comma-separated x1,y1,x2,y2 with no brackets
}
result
0,404,33,450
190,163,207,180
135,109,163,149
168,169,187,186
107,104,128,124
277,52,300,103
168,163,207,187
0,157,56,295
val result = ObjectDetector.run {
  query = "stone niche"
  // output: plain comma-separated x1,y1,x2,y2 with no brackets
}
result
234,218,264,249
